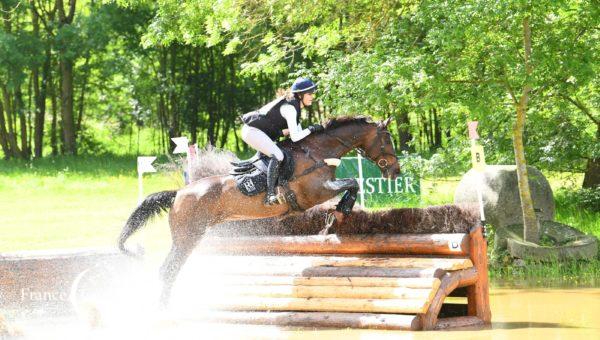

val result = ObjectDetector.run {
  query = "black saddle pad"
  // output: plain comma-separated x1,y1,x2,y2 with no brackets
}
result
232,149,295,196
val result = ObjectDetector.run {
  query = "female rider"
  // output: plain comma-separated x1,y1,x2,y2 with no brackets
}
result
241,77,324,205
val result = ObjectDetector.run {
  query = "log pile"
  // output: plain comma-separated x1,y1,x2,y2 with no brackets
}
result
186,226,491,330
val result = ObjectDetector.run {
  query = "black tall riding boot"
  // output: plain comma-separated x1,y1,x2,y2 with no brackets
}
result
265,156,283,205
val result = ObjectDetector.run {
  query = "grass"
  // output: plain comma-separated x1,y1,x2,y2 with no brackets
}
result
1,155,598,286
0,155,180,253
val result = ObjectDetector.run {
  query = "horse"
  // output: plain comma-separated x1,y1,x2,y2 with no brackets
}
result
117,116,401,306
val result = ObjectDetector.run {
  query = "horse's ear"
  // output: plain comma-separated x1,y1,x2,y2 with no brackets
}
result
379,117,393,129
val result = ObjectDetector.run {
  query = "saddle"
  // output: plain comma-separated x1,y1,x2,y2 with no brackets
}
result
230,149,295,197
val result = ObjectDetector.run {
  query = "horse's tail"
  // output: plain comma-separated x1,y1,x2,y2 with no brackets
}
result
118,190,177,257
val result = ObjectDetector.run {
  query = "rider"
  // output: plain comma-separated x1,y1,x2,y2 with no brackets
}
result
241,77,324,205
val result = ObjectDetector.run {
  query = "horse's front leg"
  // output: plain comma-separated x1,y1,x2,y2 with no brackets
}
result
320,178,359,234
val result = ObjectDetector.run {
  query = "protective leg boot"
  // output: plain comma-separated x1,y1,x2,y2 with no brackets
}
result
336,191,357,216
265,156,283,205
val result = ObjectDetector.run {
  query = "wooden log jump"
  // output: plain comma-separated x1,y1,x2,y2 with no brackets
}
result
187,225,491,330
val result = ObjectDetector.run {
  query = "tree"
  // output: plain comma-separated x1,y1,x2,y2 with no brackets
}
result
412,0,598,242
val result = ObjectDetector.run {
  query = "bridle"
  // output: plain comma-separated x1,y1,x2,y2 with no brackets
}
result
325,126,398,174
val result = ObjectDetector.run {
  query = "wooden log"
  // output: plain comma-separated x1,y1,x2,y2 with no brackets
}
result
203,296,432,314
211,275,441,288
419,268,477,330
199,233,470,256
434,316,485,330
202,284,438,300
192,311,422,330
196,264,446,278
193,255,473,271
467,226,492,324
296,257,473,271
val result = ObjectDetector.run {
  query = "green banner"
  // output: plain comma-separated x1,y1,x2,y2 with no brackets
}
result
335,157,420,207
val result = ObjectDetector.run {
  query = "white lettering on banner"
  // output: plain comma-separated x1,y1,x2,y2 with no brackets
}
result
358,177,418,195
377,178,385,193
364,178,375,194
405,177,417,193
395,178,404,192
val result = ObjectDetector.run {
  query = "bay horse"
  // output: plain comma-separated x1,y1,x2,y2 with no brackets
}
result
118,116,400,306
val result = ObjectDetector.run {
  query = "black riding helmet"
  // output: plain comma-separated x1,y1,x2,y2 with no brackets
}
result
291,77,317,94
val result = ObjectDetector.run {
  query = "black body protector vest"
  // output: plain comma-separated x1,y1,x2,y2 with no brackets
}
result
242,96,302,140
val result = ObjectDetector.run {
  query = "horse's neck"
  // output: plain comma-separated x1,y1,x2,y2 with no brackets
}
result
314,125,369,159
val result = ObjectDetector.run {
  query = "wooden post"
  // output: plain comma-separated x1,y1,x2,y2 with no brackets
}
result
466,226,492,323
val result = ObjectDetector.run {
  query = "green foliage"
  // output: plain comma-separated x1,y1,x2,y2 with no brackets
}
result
556,187,600,213
0,0,596,193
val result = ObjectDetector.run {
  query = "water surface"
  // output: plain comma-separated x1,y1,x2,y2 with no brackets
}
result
6,287,599,339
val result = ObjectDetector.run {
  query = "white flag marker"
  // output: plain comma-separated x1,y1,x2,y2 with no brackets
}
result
468,121,486,223
137,156,157,174
171,137,189,154
137,156,157,204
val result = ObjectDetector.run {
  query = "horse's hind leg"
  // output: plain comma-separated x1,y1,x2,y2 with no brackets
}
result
159,223,205,308
159,245,194,307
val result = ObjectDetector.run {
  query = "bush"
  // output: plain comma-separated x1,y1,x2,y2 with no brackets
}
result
556,186,600,212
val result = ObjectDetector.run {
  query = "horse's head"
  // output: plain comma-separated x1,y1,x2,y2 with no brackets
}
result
360,117,401,180
320,116,401,179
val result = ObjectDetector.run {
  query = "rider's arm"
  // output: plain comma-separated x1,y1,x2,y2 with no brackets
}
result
280,104,310,142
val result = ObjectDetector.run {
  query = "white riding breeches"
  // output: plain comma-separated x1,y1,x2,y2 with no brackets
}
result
241,125,284,161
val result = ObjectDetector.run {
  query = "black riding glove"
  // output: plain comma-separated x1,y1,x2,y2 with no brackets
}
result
308,124,324,133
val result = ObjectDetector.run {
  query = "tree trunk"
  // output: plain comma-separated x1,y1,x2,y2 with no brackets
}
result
60,59,76,155
168,44,179,142
15,88,29,159
433,108,442,150
396,108,412,152
76,56,90,135
207,49,217,146
0,100,11,159
32,6,48,158
583,124,599,188
33,64,46,158
513,102,539,243
50,72,59,156
561,95,599,189
57,0,77,155
2,86,20,157
513,17,539,244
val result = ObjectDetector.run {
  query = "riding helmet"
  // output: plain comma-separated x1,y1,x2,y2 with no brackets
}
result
291,77,317,94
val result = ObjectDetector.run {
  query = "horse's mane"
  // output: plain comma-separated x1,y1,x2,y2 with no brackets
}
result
323,116,373,130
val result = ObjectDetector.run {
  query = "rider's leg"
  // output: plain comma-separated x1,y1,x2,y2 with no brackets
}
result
241,125,284,160
241,125,285,205
265,156,284,205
